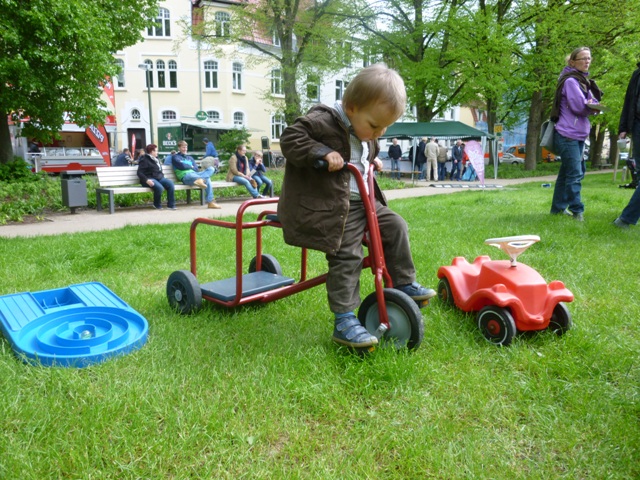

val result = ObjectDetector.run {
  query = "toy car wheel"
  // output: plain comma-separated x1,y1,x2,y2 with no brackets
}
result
437,277,454,306
248,254,283,275
167,270,202,315
358,288,424,350
477,306,516,346
549,302,572,335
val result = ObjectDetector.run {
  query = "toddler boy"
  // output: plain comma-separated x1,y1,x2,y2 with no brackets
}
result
278,64,435,348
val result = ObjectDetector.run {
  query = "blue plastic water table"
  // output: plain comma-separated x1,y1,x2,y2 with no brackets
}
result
0,282,148,367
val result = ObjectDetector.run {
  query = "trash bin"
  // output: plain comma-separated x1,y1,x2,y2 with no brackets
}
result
60,170,87,214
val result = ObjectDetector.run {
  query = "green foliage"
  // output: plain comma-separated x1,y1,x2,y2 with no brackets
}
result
0,174,64,224
216,128,252,160
192,0,352,124
0,0,159,163
0,174,638,478
0,158,38,182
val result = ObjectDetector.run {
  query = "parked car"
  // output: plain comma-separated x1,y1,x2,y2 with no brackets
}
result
500,152,524,165
502,144,557,164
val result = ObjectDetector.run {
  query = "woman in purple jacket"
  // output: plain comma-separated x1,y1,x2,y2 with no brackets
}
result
549,47,602,221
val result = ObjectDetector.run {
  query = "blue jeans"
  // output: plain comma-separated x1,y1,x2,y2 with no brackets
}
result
233,175,260,198
183,167,215,203
148,178,175,209
437,162,447,180
551,131,586,214
252,173,273,196
620,185,640,225
390,158,401,179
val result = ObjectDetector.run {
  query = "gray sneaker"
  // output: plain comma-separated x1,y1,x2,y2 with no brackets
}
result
613,217,630,229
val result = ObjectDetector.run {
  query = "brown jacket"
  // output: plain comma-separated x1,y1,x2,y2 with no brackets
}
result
277,104,385,255
226,152,249,182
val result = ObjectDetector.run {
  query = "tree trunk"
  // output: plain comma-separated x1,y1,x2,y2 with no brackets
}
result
526,90,544,171
590,124,606,167
0,114,14,165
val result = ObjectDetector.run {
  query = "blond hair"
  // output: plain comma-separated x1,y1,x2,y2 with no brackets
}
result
342,63,406,119
566,47,590,65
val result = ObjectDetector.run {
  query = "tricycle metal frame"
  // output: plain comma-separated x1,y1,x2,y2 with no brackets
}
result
176,164,398,332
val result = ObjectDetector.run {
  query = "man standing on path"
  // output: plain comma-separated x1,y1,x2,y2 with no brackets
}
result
451,139,463,181
425,137,439,181
388,138,402,180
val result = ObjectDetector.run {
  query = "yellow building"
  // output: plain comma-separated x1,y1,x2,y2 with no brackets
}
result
113,0,281,158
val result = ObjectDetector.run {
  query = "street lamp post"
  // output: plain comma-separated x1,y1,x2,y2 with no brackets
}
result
138,63,154,145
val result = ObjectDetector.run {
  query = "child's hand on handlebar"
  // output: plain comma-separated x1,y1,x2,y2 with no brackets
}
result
324,151,345,172
373,157,383,171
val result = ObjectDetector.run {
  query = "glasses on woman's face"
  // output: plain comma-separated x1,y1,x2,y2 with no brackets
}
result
574,56,592,62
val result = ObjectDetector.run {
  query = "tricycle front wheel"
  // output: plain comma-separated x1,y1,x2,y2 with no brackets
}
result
477,306,516,346
358,288,424,350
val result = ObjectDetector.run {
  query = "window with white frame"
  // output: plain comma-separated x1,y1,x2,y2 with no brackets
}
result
156,60,166,88
233,112,244,126
204,60,218,89
335,80,344,101
271,69,283,95
148,7,171,37
115,59,125,88
232,62,243,91
143,60,153,88
206,110,220,123
215,12,230,37
168,60,177,88
162,110,177,121
271,114,286,140
272,31,281,46
131,108,141,121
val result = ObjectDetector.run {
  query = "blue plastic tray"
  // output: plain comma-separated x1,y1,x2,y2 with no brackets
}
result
0,282,148,367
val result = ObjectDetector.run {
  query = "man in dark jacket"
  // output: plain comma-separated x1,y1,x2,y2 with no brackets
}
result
619,63,640,164
114,148,132,166
388,137,402,179
614,64,640,228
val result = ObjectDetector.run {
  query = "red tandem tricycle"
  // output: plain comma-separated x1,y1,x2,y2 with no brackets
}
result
166,162,426,351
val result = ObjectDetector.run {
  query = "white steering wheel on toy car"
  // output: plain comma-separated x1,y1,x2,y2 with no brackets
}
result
485,235,540,266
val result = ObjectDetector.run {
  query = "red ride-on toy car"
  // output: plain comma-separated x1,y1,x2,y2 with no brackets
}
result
166,162,426,351
436,235,574,346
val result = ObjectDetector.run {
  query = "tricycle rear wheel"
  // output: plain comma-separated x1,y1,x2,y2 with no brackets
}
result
477,306,516,346
248,254,283,275
167,270,202,315
358,288,424,350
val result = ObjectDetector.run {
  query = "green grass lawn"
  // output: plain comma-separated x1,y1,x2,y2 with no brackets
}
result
0,173,638,478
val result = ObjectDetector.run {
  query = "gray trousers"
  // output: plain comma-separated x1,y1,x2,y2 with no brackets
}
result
326,199,417,313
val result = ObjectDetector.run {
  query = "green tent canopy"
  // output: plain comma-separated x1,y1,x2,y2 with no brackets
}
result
380,121,498,182
382,121,494,140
